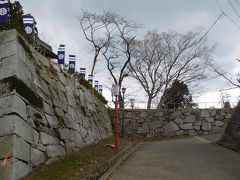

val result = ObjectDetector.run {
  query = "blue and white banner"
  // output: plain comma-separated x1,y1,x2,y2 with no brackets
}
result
0,0,9,25
57,44,65,64
98,85,103,94
79,68,86,78
88,75,93,85
94,80,99,91
23,14,35,36
68,55,76,73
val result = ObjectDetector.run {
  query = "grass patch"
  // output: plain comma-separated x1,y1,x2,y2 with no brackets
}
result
75,75,108,104
24,137,132,180
74,74,108,105
93,88,108,105
77,77,92,90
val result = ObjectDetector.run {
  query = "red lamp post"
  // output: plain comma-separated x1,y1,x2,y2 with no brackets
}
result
129,98,135,143
112,84,120,151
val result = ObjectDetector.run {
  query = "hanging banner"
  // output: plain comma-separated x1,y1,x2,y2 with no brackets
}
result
0,0,9,25
68,55,76,74
98,85,103,94
88,75,93,85
57,44,65,65
23,14,35,37
79,68,86,78
94,80,99,91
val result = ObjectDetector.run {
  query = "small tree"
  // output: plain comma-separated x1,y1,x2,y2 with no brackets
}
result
0,1,24,34
0,1,40,43
162,80,193,109
9,1,24,35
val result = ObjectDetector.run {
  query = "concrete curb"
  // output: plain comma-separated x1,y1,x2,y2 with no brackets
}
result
99,143,143,180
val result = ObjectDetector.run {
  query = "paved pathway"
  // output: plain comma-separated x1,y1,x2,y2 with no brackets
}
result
107,134,240,180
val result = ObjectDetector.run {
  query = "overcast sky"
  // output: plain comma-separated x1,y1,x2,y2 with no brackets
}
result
18,0,240,107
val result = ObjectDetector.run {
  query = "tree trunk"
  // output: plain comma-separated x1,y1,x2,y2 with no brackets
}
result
147,97,153,110
90,51,99,75
118,94,124,137
118,94,124,109
157,91,167,108
218,101,240,151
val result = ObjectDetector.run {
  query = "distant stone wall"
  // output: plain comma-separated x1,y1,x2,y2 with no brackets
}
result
0,30,113,179
117,108,232,137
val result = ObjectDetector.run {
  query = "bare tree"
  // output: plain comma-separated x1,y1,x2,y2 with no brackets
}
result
78,10,116,75
158,30,213,107
129,31,166,109
130,29,213,109
102,15,141,108
79,10,141,107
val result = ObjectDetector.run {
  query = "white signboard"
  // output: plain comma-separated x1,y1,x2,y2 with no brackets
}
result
112,84,120,96
129,98,135,107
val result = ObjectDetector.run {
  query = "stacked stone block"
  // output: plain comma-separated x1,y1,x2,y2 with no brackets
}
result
0,30,112,179
119,109,232,137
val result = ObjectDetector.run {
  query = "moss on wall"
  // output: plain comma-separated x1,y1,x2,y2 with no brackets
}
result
17,34,33,58
81,105,86,116
1,76,43,108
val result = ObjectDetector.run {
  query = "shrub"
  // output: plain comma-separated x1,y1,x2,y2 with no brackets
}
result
74,73,107,105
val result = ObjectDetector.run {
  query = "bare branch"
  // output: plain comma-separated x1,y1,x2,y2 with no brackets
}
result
78,10,117,75
98,12,141,108
129,30,213,109
208,61,240,88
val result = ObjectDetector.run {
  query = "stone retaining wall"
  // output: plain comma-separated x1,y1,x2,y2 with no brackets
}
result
0,30,113,179
118,108,232,137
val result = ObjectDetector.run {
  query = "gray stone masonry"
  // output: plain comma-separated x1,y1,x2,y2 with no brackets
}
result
0,30,113,180
117,108,232,137
219,101,240,151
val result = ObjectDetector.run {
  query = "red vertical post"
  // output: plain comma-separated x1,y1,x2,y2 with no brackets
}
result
129,98,135,144
2,153,9,180
132,106,134,143
115,95,119,151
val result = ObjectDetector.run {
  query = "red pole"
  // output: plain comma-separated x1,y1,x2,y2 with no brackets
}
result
115,95,119,151
2,153,9,180
132,106,134,143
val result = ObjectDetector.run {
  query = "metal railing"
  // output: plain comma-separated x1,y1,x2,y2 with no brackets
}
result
107,101,238,109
